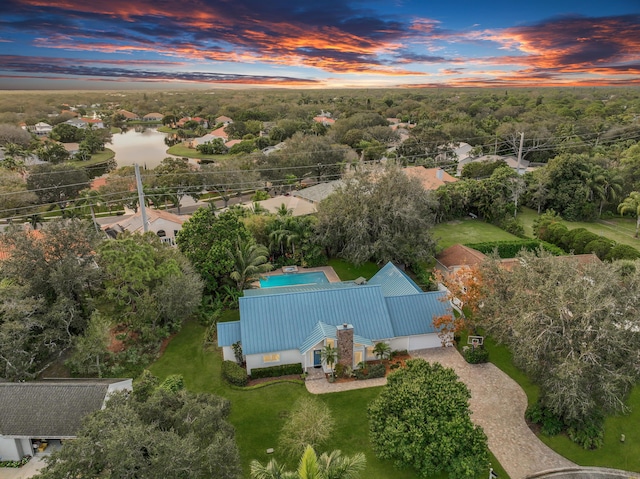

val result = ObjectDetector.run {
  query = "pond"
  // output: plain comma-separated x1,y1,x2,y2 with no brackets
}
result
108,127,197,169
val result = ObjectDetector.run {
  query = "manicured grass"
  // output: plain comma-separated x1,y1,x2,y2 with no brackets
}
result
166,143,233,160
69,148,115,167
518,207,640,250
149,321,508,479
433,218,520,250
219,309,240,322
327,258,380,281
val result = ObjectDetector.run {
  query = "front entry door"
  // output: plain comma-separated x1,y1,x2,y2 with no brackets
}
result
313,350,322,367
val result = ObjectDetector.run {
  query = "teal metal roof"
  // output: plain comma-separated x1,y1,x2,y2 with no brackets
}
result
368,262,423,297
385,291,452,337
299,322,373,354
244,282,353,297
239,284,394,355
217,321,241,347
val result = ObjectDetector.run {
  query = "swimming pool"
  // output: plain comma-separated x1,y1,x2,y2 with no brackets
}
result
260,271,329,288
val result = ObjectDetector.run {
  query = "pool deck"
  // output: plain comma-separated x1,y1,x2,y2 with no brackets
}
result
259,265,341,283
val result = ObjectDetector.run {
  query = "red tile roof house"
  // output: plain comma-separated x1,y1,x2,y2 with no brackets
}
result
0,379,131,461
403,167,458,191
117,109,140,121
143,112,164,121
215,115,233,126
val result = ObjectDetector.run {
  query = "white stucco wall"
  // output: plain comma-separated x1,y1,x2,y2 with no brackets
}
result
0,437,23,461
221,346,235,362
390,333,441,352
245,349,303,374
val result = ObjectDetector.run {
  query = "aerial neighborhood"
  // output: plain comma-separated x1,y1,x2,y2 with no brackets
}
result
1,86,640,479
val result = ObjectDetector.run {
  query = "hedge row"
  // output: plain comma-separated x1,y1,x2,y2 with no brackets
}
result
222,360,248,387
465,239,565,258
354,362,386,380
537,223,640,261
250,363,303,379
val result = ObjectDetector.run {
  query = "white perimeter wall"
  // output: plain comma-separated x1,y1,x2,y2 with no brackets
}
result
0,437,31,461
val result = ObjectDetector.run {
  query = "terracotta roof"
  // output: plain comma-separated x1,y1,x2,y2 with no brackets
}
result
436,244,487,269
404,167,458,190
102,208,185,235
143,112,164,119
210,126,228,139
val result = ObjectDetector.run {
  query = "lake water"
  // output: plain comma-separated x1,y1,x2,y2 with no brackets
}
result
108,127,197,169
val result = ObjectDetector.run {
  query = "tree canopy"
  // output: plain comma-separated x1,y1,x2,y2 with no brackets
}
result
368,359,488,479
316,166,437,266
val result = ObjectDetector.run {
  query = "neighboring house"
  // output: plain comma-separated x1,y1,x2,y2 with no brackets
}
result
0,379,131,461
262,142,286,156
117,110,140,121
102,208,186,246
215,115,233,126
456,154,530,176
436,243,602,278
143,112,164,122
64,118,87,129
83,118,105,129
218,263,452,374
62,142,80,155
292,180,345,205
241,195,317,216
33,122,52,136
210,126,228,140
403,167,458,190
189,133,220,148
225,139,242,149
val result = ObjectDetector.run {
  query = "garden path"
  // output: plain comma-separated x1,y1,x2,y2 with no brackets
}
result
306,347,575,479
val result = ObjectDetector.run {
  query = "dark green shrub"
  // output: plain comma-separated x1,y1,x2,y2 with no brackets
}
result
499,218,525,237
354,369,368,380
545,223,569,247
389,349,408,359
334,363,345,378
567,415,605,449
463,346,489,364
570,230,599,254
525,402,563,436
583,239,614,260
158,374,184,393
367,363,387,379
465,240,564,258
250,363,303,379
222,360,248,386
605,244,640,261
560,227,587,252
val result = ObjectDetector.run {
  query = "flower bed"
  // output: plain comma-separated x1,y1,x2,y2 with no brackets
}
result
0,456,31,468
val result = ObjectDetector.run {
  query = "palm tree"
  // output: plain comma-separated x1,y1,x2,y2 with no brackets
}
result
599,171,624,217
618,191,640,238
372,342,391,360
75,189,104,233
321,344,338,377
227,237,273,291
26,213,43,230
250,446,365,479
276,202,293,217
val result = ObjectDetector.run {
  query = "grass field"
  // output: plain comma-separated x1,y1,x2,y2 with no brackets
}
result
518,207,640,249
433,218,520,249
166,143,233,160
69,147,115,167
327,258,380,280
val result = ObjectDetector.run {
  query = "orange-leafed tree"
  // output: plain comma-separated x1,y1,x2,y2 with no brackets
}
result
432,265,484,342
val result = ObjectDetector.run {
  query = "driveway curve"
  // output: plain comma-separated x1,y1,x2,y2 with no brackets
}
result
411,347,574,479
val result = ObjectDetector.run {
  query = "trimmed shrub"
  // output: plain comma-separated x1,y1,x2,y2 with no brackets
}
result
525,402,563,436
544,223,569,247
465,240,563,258
583,239,614,260
355,362,387,380
158,374,184,393
222,360,248,386
462,346,489,364
250,363,303,380
570,230,599,254
605,244,640,261
567,415,605,450
560,227,587,252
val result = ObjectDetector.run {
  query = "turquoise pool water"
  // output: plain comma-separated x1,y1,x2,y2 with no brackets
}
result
260,271,329,288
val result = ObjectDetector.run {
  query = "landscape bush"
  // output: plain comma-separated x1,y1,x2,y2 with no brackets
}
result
567,415,605,450
583,239,615,260
250,363,303,380
0,456,31,468
465,240,564,258
605,244,640,261
462,346,489,364
222,360,248,386
569,230,600,253
355,362,387,380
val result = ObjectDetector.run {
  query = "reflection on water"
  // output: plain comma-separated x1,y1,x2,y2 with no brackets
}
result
108,127,197,169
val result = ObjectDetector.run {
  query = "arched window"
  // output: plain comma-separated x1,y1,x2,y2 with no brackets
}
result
156,230,166,238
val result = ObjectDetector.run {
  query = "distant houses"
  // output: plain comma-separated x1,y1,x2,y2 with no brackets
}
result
143,112,164,122
116,109,140,121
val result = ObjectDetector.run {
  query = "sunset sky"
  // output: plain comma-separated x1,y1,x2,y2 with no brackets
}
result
1,0,639,89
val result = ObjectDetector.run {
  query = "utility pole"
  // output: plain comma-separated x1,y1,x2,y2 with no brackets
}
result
513,132,524,217
134,163,149,233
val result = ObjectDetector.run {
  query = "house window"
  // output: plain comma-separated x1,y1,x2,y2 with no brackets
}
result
354,351,363,366
326,338,335,348
157,230,166,238
263,353,280,363
366,346,374,358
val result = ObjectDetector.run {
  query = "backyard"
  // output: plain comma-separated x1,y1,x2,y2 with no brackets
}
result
432,218,520,250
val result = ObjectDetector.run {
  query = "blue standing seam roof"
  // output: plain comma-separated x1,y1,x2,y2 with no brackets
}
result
367,262,423,297
299,322,374,354
217,321,242,347
239,284,394,355
385,291,452,337
243,282,353,296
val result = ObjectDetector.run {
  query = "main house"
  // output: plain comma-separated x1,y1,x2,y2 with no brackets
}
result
218,263,452,374
0,379,131,461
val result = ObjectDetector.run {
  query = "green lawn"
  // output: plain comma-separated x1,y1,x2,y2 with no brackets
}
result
327,258,380,281
149,321,508,479
69,148,115,167
433,218,520,250
518,207,640,249
166,143,233,160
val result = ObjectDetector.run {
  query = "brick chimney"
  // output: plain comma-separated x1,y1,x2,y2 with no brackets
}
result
337,323,354,368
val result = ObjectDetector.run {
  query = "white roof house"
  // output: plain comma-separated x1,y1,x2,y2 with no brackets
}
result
102,209,186,246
